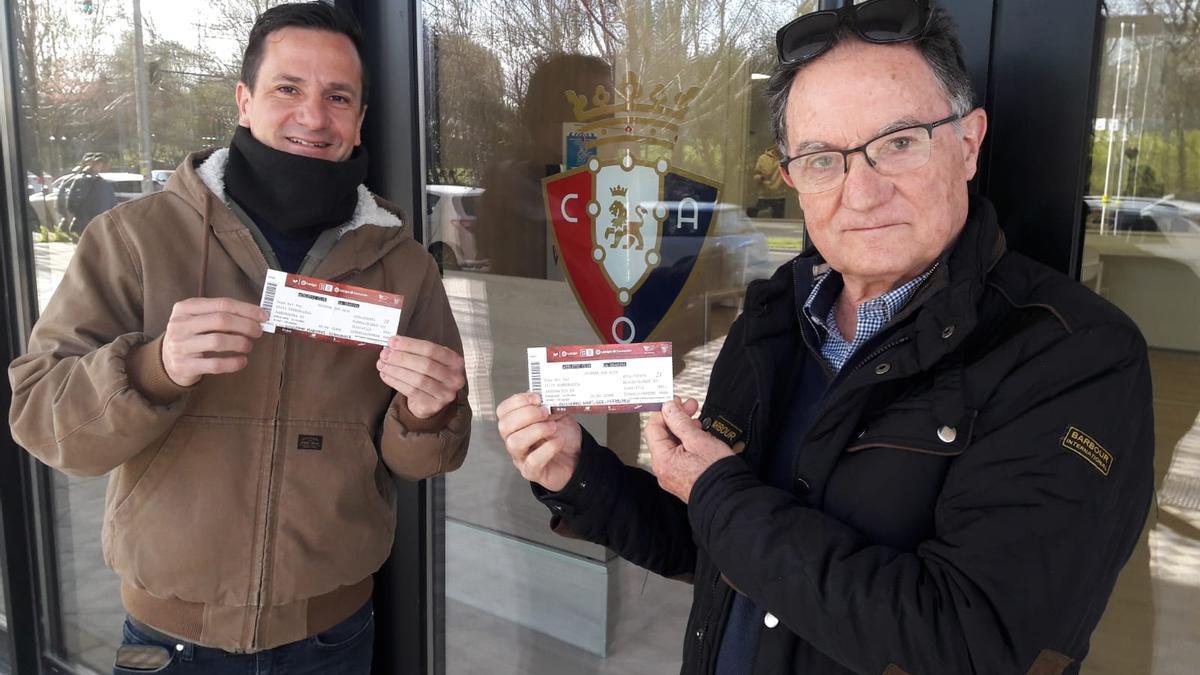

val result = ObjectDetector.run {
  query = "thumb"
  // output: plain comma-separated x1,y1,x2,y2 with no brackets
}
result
661,400,705,444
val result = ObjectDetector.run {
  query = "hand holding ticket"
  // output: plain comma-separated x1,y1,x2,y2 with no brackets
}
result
259,270,403,348
527,342,673,413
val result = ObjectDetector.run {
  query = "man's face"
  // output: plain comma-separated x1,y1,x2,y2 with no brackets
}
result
782,40,987,287
236,27,366,162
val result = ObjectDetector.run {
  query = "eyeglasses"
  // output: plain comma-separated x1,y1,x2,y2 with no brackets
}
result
779,114,960,194
776,0,932,66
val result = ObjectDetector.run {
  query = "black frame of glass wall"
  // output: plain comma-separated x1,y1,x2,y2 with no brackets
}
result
0,0,1102,673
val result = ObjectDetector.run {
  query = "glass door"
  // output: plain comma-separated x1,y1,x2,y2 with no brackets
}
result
420,0,816,671
1081,3,1200,673
4,1,298,670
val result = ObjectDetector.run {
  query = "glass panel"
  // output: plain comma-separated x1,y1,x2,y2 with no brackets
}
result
1,529,8,675
422,1,814,671
15,1,292,670
1082,3,1200,673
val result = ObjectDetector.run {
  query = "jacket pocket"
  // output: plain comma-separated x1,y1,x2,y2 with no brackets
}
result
845,403,977,456
269,420,396,604
108,416,268,605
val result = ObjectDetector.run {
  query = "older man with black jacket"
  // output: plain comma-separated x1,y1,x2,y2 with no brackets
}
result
497,2,1153,674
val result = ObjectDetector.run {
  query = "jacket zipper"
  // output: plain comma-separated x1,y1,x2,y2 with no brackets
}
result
789,335,913,488
697,571,723,671
250,338,287,649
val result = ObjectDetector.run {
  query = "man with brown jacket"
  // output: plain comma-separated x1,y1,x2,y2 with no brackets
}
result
8,4,469,672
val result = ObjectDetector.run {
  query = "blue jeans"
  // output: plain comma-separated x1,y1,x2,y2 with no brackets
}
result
113,601,373,675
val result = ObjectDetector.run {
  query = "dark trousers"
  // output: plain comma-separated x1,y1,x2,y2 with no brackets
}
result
113,601,373,675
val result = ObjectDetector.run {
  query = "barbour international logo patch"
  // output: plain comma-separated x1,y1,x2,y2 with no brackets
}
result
702,414,746,453
297,434,323,451
1061,426,1112,476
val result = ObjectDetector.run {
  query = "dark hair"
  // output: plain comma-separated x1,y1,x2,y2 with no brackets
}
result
240,2,370,107
767,4,974,154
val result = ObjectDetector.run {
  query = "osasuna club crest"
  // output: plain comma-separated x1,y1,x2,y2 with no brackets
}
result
545,155,720,344
543,74,721,344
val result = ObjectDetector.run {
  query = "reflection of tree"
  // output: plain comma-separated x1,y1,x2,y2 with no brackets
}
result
1091,1,1200,198
422,0,815,191
425,31,510,185
15,0,282,179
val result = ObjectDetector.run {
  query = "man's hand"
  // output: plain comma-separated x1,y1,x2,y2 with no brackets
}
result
162,297,268,387
497,392,581,492
377,336,466,419
645,397,734,503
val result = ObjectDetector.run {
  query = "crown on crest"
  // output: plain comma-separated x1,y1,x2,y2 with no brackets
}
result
609,185,629,197
566,72,700,151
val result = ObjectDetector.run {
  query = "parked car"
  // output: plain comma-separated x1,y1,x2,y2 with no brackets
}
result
425,184,484,270
1084,195,1200,235
26,172,51,194
27,172,148,230
151,169,175,191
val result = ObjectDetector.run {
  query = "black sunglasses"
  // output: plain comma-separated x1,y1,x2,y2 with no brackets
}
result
776,0,933,66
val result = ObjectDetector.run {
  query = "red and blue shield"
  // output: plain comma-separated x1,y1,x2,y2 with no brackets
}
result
544,156,721,344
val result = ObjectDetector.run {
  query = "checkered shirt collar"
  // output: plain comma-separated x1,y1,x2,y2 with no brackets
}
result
802,263,938,372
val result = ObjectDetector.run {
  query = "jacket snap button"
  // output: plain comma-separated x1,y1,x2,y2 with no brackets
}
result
856,428,867,438
795,476,811,494
763,612,780,628
942,325,955,339
937,425,958,443
874,363,891,375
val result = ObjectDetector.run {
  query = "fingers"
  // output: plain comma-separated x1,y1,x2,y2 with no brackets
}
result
388,336,463,369
497,392,541,419
173,333,256,357
497,395,550,441
168,308,265,342
643,411,677,448
504,419,559,463
171,297,268,323
660,400,706,444
519,438,565,481
379,347,466,392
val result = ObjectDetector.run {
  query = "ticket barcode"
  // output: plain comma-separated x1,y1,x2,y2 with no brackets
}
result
529,359,543,394
261,276,278,314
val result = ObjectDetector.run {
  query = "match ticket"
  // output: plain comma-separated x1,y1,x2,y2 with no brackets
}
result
259,269,404,348
527,342,673,413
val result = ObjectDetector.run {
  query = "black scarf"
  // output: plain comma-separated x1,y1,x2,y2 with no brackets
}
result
225,125,368,234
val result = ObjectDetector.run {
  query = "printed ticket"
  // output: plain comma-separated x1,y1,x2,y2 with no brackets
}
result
259,269,404,348
527,342,673,413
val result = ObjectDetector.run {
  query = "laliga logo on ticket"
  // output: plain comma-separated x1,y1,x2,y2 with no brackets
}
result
543,72,721,345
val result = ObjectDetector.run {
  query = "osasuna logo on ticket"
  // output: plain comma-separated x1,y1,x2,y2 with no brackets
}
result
527,342,673,413
259,269,403,348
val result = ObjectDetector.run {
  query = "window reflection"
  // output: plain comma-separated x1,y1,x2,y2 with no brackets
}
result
1083,5,1200,674
15,1,291,670
423,0,816,671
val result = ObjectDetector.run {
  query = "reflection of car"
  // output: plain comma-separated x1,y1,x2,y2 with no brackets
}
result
643,200,774,289
27,172,148,229
1084,195,1200,235
26,172,51,194
425,184,484,270
151,169,175,191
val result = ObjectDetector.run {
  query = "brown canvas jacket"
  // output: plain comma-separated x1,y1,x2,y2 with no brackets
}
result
8,148,471,652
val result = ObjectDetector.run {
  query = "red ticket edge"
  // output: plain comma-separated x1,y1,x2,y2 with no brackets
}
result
274,327,385,350
279,272,404,308
545,341,672,362
550,402,665,414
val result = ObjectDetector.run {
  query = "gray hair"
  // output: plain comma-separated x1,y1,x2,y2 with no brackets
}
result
768,4,975,154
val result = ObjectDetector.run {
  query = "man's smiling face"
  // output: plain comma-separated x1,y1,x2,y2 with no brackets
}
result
235,26,366,162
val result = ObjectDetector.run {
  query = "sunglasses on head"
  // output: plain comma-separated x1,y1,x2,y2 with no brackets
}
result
776,0,933,66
